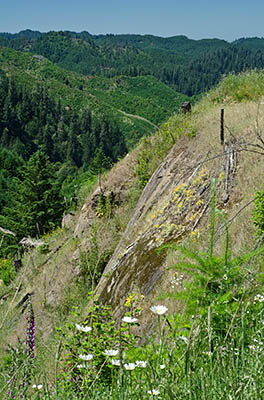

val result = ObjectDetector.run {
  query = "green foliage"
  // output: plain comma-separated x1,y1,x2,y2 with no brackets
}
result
2,195,264,398
6,151,64,239
0,45,186,150
88,75,188,126
208,70,264,104
59,299,137,395
159,180,264,333
135,111,197,190
89,148,112,176
0,151,65,258
0,65,128,165
79,225,112,289
96,192,114,218
136,138,152,189
0,258,15,285
2,298,37,399
3,30,264,97
53,288,264,399
4,30,264,399
38,243,50,254
253,184,264,236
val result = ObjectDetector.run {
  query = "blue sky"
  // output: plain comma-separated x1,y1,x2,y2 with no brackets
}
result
1,0,264,42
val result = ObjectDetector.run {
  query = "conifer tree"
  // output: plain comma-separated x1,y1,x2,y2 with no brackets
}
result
5,151,64,238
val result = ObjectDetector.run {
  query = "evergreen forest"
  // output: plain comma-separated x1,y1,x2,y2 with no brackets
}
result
2,30,264,95
1,29,264,257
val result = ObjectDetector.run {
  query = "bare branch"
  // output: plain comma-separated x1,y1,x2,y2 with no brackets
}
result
0,227,16,237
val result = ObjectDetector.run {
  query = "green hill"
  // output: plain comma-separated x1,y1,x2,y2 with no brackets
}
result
2,31,264,96
0,46,188,256
0,46,188,146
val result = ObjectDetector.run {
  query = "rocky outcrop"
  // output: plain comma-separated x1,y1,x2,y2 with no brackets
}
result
94,133,236,317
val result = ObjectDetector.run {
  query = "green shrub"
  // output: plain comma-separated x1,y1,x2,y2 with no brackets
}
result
0,258,15,285
160,179,264,334
208,70,264,104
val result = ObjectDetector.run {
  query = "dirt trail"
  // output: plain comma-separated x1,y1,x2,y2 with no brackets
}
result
118,109,159,129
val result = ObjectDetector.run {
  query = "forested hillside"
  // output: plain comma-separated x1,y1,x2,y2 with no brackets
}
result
2,30,264,95
0,46,187,257
0,68,125,256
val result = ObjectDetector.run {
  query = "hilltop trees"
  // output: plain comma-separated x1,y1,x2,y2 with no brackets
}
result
3,31,264,96
0,151,63,256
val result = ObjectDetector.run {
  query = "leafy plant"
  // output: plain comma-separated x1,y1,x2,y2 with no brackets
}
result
253,184,264,237
3,297,37,399
0,258,15,285
159,179,264,333
136,138,152,189
96,193,114,218
58,299,137,395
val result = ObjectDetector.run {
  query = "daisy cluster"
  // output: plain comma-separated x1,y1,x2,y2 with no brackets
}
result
101,349,148,370
75,323,92,332
73,304,168,394
32,384,43,390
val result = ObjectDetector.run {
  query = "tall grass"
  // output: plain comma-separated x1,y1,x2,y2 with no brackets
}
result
207,70,264,104
1,295,264,399
1,183,264,399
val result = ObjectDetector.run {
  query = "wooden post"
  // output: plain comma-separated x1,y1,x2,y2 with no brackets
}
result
220,108,224,145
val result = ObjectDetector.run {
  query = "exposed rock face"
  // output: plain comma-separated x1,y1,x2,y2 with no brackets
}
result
95,134,241,320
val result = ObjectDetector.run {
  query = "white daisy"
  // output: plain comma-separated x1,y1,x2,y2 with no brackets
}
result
32,384,43,390
150,305,168,315
103,349,119,356
111,359,121,366
124,362,136,370
75,323,92,332
77,363,91,369
148,389,160,395
79,354,93,361
254,294,264,302
122,316,138,323
136,360,147,368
